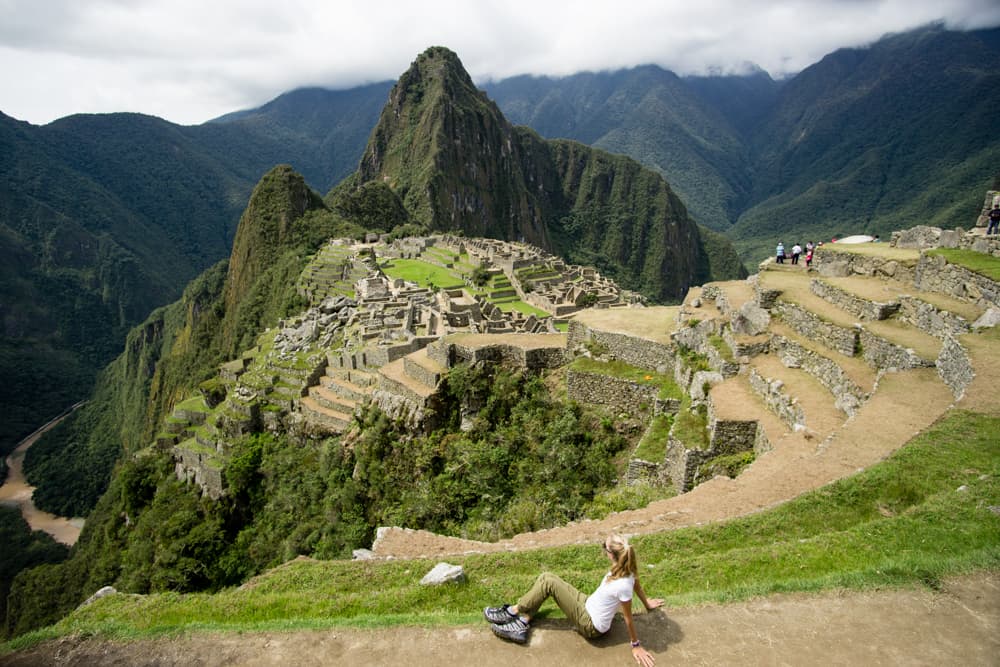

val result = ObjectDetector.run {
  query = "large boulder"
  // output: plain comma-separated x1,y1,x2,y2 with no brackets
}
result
420,562,466,585
892,225,942,249
732,302,771,336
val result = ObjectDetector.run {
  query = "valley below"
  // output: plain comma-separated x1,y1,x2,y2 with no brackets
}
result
0,406,85,546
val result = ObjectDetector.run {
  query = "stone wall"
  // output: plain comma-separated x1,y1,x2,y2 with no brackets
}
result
810,279,899,320
403,356,441,388
704,338,740,377
774,302,858,356
567,320,675,372
625,458,662,486
961,234,1000,258
814,249,918,285
662,436,700,492
723,327,770,358
662,401,770,492
747,367,805,429
915,253,1000,308
566,369,679,415
770,335,867,416
858,328,933,371
370,389,428,431
174,446,224,500
897,295,971,339
428,339,568,372
936,334,974,400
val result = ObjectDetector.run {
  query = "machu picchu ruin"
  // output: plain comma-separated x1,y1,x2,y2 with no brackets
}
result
161,214,999,542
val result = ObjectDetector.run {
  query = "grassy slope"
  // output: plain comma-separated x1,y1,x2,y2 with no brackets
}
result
4,409,996,651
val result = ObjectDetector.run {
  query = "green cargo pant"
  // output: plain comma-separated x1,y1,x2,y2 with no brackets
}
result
516,572,601,638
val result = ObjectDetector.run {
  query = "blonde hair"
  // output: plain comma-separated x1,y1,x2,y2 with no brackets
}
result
605,534,638,580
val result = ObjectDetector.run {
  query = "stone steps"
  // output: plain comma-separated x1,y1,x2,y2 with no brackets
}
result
403,348,446,389
308,384,357,413
764,270,941,368
748,354,850,432
299,396,353,432
324,373,373,402
378,357,437,405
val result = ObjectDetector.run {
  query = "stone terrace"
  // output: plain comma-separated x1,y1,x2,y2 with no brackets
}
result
371,223,1000,558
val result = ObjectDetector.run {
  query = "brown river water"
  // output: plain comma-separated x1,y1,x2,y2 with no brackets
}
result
0,404,86,545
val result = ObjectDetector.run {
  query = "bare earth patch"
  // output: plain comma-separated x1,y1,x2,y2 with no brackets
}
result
3,572,995,666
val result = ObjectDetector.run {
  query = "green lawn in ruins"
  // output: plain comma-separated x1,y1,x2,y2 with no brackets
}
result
928,248,1000,281
380,259,465,289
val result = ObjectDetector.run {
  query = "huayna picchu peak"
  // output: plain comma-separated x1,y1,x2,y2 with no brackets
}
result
357,46,746,302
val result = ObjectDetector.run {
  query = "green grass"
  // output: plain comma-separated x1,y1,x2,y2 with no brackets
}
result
381,259,464,289
4,410,998,651
495,300,550,318
928,248,1000,281
634,414,673,461
174,395,209,413
672,397,709,451
570,357,682,400
708,335,735,363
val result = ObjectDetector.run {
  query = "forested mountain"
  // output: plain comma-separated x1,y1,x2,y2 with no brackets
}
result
0,88,387,457
2,22,995,500
483,27,1000,261
356,47,740,300
482,66,766,231
732,27,1000,260
21,47,743,521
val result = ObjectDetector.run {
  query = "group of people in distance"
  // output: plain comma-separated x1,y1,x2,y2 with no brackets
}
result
775,241,818,268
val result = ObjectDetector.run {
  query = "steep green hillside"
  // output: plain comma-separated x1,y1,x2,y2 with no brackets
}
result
0,85,388,457
0,112,217,456
22,166,360,518
357,47,744,301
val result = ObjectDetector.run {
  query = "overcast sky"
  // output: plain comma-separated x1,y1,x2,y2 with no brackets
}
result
2,0,999,126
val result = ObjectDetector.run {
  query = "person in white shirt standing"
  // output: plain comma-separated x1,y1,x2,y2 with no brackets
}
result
484,534,664,666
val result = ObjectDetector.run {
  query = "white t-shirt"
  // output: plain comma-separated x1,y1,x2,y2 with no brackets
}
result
585,573,635,633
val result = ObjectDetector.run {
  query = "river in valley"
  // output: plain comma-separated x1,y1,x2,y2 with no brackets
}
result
0,404,87,545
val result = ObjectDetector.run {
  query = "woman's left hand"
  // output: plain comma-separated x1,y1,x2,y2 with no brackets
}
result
632,644,656,666
645,598,665,610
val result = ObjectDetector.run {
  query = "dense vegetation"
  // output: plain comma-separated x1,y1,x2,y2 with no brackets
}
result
4,362,643,638
22,167,363,517
486,26,1000,265
3,409,995,649
0,508,68,638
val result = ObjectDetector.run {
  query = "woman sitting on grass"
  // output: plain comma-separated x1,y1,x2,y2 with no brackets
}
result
484,533,663,666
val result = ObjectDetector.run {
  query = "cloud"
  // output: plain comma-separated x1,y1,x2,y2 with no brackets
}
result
1,0,998,125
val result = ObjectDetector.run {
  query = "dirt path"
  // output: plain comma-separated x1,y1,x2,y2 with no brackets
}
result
3,572,995,666
0,404,86,545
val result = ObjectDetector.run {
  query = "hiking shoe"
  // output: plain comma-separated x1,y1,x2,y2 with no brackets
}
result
483,604,519,624
490,618,529,644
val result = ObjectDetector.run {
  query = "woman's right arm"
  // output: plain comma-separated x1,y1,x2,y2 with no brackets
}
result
633,579,664,611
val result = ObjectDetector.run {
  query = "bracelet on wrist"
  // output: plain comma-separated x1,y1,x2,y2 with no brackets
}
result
631,640,641,648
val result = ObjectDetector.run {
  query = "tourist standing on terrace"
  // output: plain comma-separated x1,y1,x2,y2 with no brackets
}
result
988,204,1000,236
776,242,786,264
484,534,664,666
791,243,802,265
